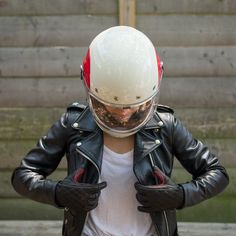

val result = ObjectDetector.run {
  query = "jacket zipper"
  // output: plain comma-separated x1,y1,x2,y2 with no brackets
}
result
76,148,101,176
150,214,160,236
75,147,101,234
133,160,160,236
149,153,170,236
163,211,170,236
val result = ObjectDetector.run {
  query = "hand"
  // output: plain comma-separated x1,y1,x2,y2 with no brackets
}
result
55,171,107,213
135,167,184,212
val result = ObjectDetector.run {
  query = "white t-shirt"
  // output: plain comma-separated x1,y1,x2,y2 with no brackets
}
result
82,145,156,236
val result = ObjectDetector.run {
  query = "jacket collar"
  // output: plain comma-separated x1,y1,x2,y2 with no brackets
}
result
73,107,164,168
72,106,98,132
143,111,165,130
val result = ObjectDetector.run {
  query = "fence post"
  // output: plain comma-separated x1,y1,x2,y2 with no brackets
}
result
119,0,136,27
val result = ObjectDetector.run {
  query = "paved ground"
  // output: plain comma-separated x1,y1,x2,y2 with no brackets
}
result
0,221,235,236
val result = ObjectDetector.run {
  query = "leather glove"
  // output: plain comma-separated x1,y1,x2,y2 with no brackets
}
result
55,170,107,213
135,166,184,212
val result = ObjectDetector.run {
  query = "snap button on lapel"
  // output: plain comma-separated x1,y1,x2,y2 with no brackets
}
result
157,121,163,127
155,139,161,145
76,142,82,147
73,122,79,128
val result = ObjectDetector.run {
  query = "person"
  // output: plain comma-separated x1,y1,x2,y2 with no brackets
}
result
11,26,229,236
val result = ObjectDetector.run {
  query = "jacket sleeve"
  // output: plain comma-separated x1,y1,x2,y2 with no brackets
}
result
11,112,70,207
172,116,229,208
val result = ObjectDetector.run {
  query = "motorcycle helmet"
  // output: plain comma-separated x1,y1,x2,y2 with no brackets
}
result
81,26,163,138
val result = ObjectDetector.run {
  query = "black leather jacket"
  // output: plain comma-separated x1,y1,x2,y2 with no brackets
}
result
12,104,229,236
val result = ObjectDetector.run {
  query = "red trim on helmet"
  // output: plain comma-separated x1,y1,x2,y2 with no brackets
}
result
156,52,162,83
83,48,91,88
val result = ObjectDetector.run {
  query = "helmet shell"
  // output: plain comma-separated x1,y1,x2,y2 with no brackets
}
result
83,26,162,105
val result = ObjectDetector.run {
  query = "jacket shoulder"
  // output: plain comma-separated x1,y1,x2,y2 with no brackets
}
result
67,102,86,112
156,104,174,114
61,102,87,127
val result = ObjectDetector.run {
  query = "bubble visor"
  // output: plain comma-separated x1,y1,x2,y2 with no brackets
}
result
88,93,158,138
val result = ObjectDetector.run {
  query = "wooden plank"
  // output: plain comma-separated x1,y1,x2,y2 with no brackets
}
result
0,221,62,235
0,221,235,236
4,168,235,198
136,0,236,14
177,196,236,224
137,15,236,46
189,139,236,168
0,140,39,169
0,0,118,16
159,46,236,77
119,0,136,27
0,108,236,140
0,15,118,47
175,108,236,139
0,200,63,220
1,0,235,16
178,223,236,236
1,139,235,169
1,77,235,108
0,47,86,77
0,78,87,107
0,140,68,169
0,108,64,140
1,47,236,77
159,77,236,108
1,15,235,47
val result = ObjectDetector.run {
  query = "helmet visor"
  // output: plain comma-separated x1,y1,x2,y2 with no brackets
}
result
89,94,157,136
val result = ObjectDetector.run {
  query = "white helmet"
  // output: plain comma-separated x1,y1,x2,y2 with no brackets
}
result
81,26,163,138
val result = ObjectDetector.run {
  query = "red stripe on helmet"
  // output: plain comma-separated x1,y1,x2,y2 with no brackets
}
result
156,51,163,84
83,48,91,88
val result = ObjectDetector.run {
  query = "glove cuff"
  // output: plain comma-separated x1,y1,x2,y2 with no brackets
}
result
176,184,185,209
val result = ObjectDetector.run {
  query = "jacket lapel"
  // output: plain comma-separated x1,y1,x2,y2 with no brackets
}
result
134,112,164,164
72,107,103,174
73,108,165,173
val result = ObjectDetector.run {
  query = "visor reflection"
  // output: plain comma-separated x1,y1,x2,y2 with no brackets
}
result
90,96,152,130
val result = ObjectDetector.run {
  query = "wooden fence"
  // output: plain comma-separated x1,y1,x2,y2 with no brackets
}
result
1,221,236,236
0,0,235,223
